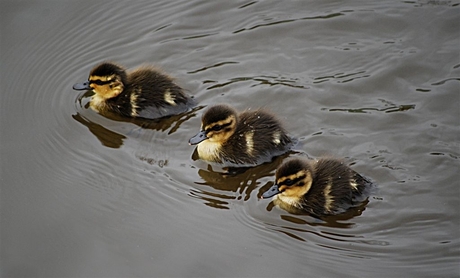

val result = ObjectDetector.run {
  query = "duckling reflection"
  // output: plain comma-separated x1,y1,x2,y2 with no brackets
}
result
261,157,372,217
72,113,126,148
264,198,370,228
73,61,195,119
191,154,290,209
262,208,374,243
189,104,293,167
73,90,203,148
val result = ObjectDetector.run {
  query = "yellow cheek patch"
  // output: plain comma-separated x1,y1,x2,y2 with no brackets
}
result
91,82,123,100
279,184,307,199
206,130,234,144
278,185,288,192
277,170,313,200
202,115,236,144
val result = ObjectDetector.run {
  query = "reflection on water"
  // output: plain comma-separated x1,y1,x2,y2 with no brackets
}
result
277,200,370,228
72,113,127,148
266,215,368,242
72,91,205,148
190,154,292,209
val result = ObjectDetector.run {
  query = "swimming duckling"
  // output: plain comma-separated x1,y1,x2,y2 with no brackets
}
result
262,157,371,216
73,62,193,119
189,104,293,167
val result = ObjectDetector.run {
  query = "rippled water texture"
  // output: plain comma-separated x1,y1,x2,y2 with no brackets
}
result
1,1,459,277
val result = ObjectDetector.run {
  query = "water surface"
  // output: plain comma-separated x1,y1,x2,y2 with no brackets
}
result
1,1,459,277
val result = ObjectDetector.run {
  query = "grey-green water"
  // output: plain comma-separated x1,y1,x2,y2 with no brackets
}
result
1,1,459,277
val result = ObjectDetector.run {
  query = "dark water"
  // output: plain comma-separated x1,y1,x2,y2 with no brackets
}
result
1,1,459,277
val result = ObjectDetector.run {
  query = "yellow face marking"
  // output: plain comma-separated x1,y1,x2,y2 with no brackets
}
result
277,170,308,185
89,74,115,82
323,179,334,212
88,73,124,103
245,131,254,155
276,170,313,207
203,116,235,131
203,115,236,144
164,90,176,105
273,131,281,144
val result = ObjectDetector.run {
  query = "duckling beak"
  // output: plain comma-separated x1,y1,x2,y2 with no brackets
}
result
73,81,91,90
261,184,281,199
189,130,208,145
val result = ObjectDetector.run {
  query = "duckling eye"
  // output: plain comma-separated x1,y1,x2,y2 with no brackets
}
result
284,179,293,186
212,125,223,131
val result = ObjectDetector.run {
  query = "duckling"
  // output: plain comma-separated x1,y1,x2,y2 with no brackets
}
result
262,157,371,216
189,104,293,167
73,62,193,119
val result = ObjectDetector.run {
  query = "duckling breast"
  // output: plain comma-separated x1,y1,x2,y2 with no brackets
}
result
197,140,222,163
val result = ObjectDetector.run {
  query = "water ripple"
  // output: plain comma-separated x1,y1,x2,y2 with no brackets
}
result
205,75,308,90
187,61,239,74
322,99,416,114
3,1,459,276
232,12,345,34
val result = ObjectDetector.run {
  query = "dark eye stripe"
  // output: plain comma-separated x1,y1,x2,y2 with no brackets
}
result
206,121,232,133
280,175,306,186
90,80,112,86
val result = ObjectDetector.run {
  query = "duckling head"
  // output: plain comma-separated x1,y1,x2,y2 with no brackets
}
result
189,104,238,145
73,62,128,100
262,158,314,202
